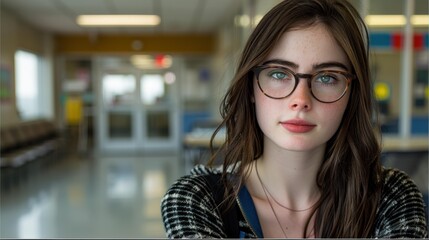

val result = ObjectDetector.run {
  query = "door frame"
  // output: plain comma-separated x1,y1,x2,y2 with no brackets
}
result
94,56,182,153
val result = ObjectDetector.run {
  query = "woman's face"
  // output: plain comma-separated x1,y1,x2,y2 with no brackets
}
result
253,23,351,153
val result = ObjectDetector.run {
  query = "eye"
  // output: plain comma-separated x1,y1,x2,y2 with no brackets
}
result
320,75,333,83
271,72,286,79
267,69,291,80
315,73,337,84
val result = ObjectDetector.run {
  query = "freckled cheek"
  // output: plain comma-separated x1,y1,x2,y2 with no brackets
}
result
321,97,349,131
254,94,269,121
253,83,276,125
325,106,345,126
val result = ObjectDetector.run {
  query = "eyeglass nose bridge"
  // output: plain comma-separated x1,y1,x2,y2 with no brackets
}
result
291,73,314,91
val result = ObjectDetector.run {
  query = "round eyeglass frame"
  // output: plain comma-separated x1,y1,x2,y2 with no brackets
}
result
252,65,355,103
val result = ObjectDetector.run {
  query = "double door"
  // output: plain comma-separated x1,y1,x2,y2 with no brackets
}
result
96,57,181,152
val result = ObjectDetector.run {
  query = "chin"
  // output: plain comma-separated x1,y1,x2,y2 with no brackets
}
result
278,138,326,152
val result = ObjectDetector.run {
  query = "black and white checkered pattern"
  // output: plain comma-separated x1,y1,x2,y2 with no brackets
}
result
161,165,428,238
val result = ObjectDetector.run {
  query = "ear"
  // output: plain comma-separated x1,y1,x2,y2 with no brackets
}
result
251,95,255,103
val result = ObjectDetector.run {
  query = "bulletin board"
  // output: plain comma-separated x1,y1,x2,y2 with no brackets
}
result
0,65,12,103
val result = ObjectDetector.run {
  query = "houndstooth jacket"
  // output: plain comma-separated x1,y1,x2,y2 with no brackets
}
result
161,165,428,238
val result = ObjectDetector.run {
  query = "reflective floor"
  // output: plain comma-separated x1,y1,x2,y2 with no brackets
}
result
1,147,427,238
1,151,182,238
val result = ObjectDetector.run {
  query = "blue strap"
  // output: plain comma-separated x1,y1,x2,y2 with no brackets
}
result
238,186,263,238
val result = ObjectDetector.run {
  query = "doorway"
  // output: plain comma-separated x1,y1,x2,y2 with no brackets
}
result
95,56,181,153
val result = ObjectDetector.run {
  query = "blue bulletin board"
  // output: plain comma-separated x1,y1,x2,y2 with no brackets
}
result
0,65,12,103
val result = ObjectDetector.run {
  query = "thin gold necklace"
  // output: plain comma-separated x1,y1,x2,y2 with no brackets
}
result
255,161,316,238
264,181,318,212
256,161,288,238
255,162,318,212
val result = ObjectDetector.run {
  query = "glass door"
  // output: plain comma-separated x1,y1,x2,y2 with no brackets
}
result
96,56,181,152
139,73,180,150
99,72,139,150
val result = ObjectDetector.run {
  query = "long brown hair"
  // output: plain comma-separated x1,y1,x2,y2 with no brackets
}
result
208,0,382,237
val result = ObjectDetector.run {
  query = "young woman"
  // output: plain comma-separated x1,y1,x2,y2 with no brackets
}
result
161,0,428,238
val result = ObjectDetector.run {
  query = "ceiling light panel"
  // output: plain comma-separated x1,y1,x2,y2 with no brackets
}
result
365,15,429,27
77,15,160,26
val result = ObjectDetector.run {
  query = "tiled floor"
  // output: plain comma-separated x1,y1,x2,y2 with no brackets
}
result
1,147,427,238
1,150,183,238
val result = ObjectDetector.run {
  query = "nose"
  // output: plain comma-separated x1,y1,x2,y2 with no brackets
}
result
288,79,312,111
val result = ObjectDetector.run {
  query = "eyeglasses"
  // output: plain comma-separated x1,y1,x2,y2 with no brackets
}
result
252,65,355,103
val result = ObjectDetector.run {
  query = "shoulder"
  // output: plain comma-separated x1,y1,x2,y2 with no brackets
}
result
374,168,428,238
161,166,218,210
160,165,226,238
380,168,425,203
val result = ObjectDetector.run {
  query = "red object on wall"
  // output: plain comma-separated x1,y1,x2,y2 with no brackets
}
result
392,33,403,50
392,33,424,50
155,54,164,67
413,34,423,50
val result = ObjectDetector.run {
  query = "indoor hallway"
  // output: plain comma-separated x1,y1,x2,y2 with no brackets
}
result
1,146,428,238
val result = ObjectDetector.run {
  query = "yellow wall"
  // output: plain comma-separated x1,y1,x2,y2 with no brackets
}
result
55,34,216,55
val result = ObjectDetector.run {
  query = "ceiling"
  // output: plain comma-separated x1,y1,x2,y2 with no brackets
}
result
1,0,242,35
1,0,427,35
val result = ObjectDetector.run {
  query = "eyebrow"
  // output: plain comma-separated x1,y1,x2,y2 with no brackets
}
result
261,59,350,71
313,62,349,71
262,59,298,69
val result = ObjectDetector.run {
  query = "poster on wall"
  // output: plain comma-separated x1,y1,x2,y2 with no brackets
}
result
0,65,12,103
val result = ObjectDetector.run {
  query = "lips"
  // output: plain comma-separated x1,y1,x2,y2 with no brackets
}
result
280,119,316,133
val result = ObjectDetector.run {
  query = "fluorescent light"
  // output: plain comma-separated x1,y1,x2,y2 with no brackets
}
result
77,15,160,26
412,15,429,26
365,15,405,26
234,15,250,27
365,15,429,27
234,14,264,27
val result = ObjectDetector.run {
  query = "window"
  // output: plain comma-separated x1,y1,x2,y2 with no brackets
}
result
140,74,165,105
15,50,41,120
102,74,136,106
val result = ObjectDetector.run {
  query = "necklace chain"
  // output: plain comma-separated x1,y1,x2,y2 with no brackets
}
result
255,162,318,212
255,161,316,238
255,161,288,238
264,181,318,212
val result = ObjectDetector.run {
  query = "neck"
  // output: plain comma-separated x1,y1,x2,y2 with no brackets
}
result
254,144,324,209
